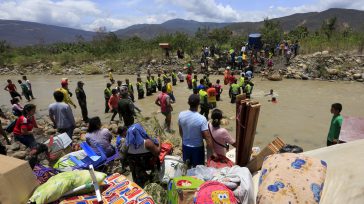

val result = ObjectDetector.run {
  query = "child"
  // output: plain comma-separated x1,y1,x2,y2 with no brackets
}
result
327,103,343,146
11,98,23,117
18,80,31,101
4,79,22,100
214,79,223,101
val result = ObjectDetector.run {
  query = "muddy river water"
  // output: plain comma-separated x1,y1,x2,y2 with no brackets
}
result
1,75,363,151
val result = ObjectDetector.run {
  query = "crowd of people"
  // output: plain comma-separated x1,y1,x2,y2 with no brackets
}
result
0,57,345,187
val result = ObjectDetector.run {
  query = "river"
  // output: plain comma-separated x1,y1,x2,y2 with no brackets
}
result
1,75,363,151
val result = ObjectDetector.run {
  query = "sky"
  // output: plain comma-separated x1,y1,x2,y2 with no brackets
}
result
0,0,363,31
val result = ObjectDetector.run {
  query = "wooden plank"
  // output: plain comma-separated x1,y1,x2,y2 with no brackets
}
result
246,137,285,173
235,94,246,142
238,103,260,166
236,99,249,165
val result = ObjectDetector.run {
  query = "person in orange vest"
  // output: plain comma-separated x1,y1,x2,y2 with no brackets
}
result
224,66,231,85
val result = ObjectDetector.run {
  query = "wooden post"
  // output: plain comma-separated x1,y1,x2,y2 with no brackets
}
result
236,100,261,167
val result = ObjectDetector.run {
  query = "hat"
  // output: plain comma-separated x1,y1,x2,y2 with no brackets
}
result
188,94,200,106
226,66,231,70
77,81,84,85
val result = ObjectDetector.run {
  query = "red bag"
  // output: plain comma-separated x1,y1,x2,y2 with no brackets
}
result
159,142,173,163
207,154,234,168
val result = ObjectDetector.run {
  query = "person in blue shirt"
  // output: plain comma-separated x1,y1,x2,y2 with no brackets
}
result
196,79,206,91
178,94,217,168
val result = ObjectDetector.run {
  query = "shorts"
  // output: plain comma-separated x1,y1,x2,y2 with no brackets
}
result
162,111,171,117
182,145,205,167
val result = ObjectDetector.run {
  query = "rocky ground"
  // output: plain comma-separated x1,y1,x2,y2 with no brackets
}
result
0,106,184,168
0,51,363,83
282,51,364,82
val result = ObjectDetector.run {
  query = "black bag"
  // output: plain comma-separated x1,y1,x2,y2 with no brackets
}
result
279,144,303,153
5,119,17,133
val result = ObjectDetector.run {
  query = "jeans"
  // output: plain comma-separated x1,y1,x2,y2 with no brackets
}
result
14,134,37,148
182,145,205,168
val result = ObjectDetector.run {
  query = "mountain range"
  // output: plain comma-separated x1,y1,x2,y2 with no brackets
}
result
0,8,363,47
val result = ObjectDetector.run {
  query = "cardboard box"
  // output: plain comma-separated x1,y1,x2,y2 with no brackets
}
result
0,155,39,204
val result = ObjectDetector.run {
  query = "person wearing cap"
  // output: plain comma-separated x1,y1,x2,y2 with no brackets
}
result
178,94,217,168
56,80,77,108
75,81,89,122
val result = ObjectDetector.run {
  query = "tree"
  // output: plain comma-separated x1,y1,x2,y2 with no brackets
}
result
259,18,282,46
321,17,337,39
0,40,12,66
208,28,232,46
288,25,309,40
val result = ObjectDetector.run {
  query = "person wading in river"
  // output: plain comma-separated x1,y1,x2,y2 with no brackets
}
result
155,86,173,133
75,81,89,122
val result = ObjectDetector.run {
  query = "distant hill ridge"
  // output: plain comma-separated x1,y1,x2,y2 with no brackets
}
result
0,8,363,46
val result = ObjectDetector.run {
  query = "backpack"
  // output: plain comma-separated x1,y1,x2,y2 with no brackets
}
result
194,181,238,204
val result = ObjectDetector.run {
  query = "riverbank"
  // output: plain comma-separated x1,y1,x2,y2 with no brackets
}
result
1,75,364,152
0,52,363,83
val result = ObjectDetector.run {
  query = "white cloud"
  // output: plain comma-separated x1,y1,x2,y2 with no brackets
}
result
0,0,100,28
158,0,241,22
0,0,363,31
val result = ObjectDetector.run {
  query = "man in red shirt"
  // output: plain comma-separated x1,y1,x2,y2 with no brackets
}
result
229,73,236,85
4,79,22,100
186,71,192,89
155,86,173,132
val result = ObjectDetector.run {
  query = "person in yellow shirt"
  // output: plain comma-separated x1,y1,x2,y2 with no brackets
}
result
166,78,175,103
145,75,153,96
136,77,145,99
199,86,209,119
150,75,157,93
57,81,76,108
229,79,241,103
108,70,115,84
